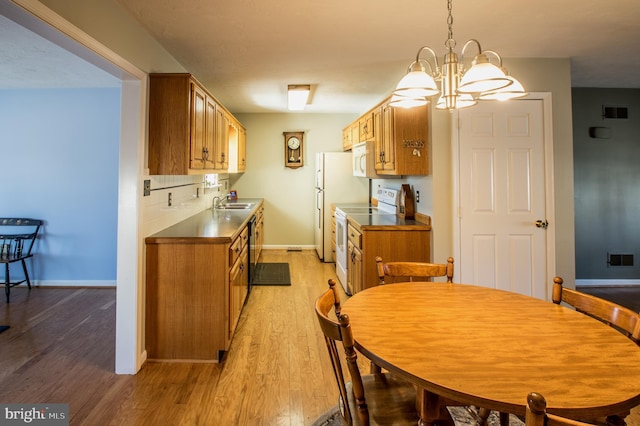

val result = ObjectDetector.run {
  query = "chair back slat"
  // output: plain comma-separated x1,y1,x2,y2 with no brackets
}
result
376,256,454,284
0,218,42,261
551,276,640,343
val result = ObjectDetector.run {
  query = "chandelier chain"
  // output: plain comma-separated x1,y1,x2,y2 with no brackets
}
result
445,0,455,50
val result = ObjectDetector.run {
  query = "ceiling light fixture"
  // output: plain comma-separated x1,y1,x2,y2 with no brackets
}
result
287,84,311,111
391,0,527,111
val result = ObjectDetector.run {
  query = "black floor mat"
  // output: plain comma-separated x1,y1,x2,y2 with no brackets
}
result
251,263,291,286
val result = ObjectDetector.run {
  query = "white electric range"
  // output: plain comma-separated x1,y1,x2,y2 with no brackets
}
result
334,188,399,293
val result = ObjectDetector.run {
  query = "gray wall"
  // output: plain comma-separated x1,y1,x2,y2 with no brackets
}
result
573,88,640,280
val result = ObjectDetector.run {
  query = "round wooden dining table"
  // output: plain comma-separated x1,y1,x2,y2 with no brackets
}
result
341,282,640,425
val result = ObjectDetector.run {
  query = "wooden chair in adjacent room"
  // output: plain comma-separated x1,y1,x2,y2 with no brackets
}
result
315,279,420,425
552,276,640,344
376,256,454,284
0,218,42,303
525,392,595,426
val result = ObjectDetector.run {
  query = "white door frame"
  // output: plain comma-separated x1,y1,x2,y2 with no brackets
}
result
452,93,557,299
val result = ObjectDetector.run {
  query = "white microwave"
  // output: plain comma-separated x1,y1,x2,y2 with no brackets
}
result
352,141,377,178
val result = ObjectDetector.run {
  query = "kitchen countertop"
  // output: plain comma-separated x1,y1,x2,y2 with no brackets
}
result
145,198,263,244
346,212,431,230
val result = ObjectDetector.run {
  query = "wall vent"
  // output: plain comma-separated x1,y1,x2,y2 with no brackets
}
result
607,253,634,267
602,106,628,119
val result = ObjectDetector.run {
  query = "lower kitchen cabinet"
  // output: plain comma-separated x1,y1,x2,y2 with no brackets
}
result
347,227,363,295
145,224,250,362
347,220,431,293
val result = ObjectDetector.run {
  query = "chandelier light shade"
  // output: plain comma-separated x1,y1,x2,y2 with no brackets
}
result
478,75,528,101
287,84,311,110
392,0,527,111
389,94,429,108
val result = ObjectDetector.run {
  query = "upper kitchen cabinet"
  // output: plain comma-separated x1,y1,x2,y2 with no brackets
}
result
342,121,359,151
377,101,429,175
344,96,429,176
148,73,245,175
227,117,247,173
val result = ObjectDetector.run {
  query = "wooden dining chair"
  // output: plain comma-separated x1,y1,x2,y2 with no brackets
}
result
552,276,640,344
551,276,639,425
1,218,43,303
525,392,595,426
315,279,419,425
376,256,454,284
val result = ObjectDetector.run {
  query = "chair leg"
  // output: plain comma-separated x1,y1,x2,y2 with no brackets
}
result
21,259,32,289
477,407,490,426
5,263,9,303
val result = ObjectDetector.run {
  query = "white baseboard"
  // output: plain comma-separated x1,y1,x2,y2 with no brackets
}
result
576,279,640,287
31,280,117,288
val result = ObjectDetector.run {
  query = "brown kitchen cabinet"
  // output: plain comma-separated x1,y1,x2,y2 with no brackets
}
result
226,117,247,174
148,73,244,175
229,226,249,337
377,101,429,175
347,219,431,293
342,125,352,151
344,95,429,175
254,204,264,261
347,224,364,294
359,112,375,141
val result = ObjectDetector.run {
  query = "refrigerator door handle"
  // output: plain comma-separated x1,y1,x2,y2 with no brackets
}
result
316,190,323,228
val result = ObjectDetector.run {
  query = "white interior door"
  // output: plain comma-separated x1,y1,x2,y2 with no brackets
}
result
455,98,554,299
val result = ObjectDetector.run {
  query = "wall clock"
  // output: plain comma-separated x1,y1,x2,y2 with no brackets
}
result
284,131,304,168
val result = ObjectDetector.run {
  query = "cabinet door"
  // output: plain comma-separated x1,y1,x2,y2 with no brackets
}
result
204,96,216,169
377,104,396,172
347,240,363,294
353,246,362,294
359,113,374,141
229,245,248,338
214,108,229,170
342,127,351,151
238,126,247,172
190,83,207,169
256,214,264,261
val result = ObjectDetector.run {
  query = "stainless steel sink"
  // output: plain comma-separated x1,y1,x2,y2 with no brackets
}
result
215,203,253,210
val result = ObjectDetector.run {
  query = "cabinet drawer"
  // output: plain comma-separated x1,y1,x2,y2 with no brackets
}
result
229,235,243,266
347,224,362,249
240,226,249,248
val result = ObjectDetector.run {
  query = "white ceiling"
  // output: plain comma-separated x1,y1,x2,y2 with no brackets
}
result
0,15,120,89
2,0,640,114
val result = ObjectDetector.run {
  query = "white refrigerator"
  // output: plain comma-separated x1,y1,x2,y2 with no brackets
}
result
314,152,369,262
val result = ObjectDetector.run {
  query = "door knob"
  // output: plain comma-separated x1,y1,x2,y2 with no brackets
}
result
535,220,549,229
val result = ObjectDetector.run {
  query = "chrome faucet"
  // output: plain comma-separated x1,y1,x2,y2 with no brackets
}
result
212,196,223,209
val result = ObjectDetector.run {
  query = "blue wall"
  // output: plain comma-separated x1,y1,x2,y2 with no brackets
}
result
573,88,640,280
0,88,120,284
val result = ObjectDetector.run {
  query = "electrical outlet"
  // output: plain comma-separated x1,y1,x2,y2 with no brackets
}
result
416,190,420,203
196,187,200,198
143,180,151,196
168,192,172,207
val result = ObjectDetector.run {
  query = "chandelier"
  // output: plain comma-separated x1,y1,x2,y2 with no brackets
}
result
391,0,527,111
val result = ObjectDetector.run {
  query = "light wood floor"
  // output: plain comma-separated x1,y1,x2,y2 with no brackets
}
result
1,250,639,425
